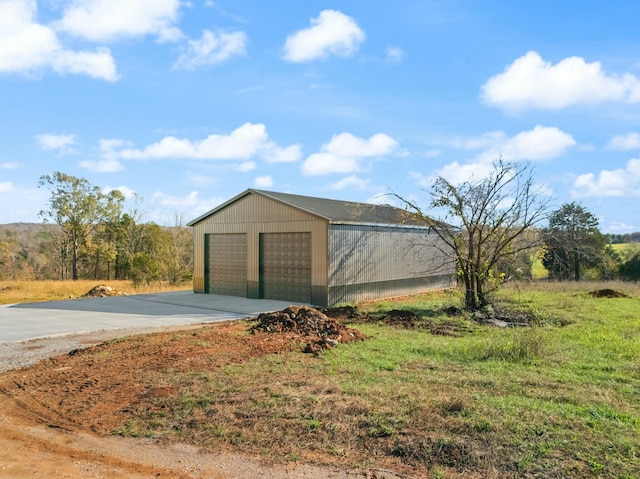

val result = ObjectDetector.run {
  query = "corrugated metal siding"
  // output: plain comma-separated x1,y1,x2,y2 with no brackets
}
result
328,224,455,304
191,193,328,300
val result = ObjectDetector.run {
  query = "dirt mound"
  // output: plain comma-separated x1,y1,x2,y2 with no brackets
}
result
588,289,629,298
249,306,366,354
83,285,125,298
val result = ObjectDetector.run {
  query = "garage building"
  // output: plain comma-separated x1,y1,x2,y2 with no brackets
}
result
188,189,456,307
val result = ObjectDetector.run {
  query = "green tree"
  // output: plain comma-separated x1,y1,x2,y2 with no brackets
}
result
163,213,193,285
394,159,549,311
619,244,640,281
542,202,606,281
38,172,124,280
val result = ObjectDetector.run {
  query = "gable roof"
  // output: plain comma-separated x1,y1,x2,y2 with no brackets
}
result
188,189,433,228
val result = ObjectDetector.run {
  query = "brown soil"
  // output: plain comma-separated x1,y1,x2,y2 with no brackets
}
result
0,312,397,479
249,305,367,354
324,306,470,337
587,288,629,298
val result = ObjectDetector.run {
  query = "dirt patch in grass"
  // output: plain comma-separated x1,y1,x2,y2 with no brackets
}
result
587,288,629,298
0,319,414,478
323,306,471,337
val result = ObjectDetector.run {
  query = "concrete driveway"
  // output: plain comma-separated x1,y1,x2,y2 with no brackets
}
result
0,291,302,343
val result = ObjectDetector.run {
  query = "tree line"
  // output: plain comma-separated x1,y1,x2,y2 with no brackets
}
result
0,172,192,285
2,167,639,305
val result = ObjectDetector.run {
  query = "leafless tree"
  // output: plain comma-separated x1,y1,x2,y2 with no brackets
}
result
393,159,551,311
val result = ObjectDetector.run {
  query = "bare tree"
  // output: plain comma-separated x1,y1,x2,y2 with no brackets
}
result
393,159,550,311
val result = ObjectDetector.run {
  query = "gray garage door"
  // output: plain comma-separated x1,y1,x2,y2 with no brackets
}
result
207,233,247,297
259,232,311,303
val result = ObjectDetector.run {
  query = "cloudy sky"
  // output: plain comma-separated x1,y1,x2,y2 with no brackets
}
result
1,0,639,232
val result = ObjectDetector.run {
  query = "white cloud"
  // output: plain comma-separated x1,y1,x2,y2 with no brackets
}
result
432,126,575,186
103,185,136,198
434,161,496,186
36,133,77,153
263,144,302,163
607,221,636,233
150,190,224,221
52,47,117,80
119,123,297,162
237,161,257,172
0,0,117,81
326,175,371,190
302,132,398,176
607,133,640,151
572,159,640,198
423,149,442,158
173,29,247,70
77,138,128,172
450,125,575,162
79,159,124,173
0,181,14,193
253,175,274,188
283,10,365,62
1,162,21,169
56,0,181,42
482,51,640,111
385,47,405,63
496,125,576,161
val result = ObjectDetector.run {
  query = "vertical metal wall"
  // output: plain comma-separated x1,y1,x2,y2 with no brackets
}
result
191,193,329,305
328,224,455,304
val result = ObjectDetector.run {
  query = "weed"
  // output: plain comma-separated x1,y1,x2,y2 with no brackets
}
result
112,420,155,438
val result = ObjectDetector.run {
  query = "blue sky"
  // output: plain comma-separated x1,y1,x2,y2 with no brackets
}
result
1,0,640,232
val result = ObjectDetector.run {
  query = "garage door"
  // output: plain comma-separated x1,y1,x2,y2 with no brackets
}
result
259,232,311,303
207,233,247,297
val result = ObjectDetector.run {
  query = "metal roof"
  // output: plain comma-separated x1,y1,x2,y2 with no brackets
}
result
188,189,434,227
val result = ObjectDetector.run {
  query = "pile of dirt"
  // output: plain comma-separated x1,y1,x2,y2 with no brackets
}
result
83,285,126,298
588,288,629,298
249,305,366,354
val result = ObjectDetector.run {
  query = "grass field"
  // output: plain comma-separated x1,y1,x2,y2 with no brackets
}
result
109,281,640,478
0,279,190,304
2,279,639,476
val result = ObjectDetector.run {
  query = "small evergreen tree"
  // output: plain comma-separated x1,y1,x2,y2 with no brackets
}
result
542,202,606,281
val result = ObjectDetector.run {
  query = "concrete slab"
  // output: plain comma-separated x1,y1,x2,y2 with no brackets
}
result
0,291,304,344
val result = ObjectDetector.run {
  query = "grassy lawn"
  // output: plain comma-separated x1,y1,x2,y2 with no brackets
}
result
118,282,640,478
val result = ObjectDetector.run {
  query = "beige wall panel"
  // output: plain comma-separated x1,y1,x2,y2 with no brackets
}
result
201,194,320,225
191,195,328,294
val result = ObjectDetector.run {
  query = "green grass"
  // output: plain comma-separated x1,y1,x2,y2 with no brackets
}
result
121,283,640,478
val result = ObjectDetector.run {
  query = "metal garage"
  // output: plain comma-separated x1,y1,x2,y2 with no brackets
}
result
189,189,456,307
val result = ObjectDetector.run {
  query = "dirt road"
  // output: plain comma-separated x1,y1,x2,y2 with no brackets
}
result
0,320,393,479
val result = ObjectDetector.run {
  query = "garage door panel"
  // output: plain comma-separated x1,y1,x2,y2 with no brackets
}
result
260,233,311,303
208,233,247,297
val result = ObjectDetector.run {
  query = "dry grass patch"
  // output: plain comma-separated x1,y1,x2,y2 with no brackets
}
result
0,279,190,304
